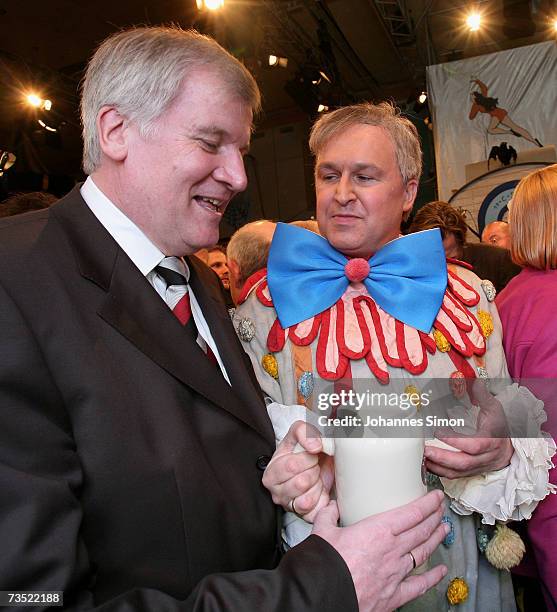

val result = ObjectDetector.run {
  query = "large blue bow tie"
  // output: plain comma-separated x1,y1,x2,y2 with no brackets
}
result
267,223,447,333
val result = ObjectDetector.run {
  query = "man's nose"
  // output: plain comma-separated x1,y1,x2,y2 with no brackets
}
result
335,175,355,205
214,150,248,192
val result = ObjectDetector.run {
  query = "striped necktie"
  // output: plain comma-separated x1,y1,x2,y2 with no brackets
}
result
156,260,217,364
156,264,193,320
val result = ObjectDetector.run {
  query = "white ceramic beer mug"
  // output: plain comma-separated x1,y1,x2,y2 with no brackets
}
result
333,436,427,526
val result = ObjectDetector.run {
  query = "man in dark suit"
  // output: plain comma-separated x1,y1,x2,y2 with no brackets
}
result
0,26,447,610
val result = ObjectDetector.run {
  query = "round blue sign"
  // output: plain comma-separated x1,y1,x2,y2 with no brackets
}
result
478,180,518,234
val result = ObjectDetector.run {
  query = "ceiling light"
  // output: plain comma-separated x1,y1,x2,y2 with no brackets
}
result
26,94,42,108
466,12,481,32
418,91,427,104
25,93,53,111
0,150,16,176
37,119,57,132
268,54,288,68
197,0,224,10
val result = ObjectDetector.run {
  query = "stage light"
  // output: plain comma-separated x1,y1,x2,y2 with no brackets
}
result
268,54,288,68
0,150,16,177
418,91,427,104
26,94,42,108
309,70,331,86
466,12,481,31
317,104,329,113
196,0,224,10
25,93,53,111
38,119,57,132
552,18,557,32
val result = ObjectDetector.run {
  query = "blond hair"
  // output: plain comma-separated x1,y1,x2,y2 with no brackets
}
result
80,26,260,174
309,101,422,184
510,164,557,270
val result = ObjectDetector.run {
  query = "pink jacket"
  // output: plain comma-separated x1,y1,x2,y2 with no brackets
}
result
497,268,557,611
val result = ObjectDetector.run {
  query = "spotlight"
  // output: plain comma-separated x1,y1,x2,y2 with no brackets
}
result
25,93,53,111
268,54,288,68
418,91,427,104
37,119,57,133
0,150,16,176
301,66,324,86
196,0,224,10
308,70,331,86
317,104,329,113
552,18,557,32
26,94,42,108
466,12,481,31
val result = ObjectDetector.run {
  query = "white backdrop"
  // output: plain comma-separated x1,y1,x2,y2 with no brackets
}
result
427,41,557,201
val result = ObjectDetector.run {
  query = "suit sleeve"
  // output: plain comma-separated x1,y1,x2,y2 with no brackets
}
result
0,282,357,612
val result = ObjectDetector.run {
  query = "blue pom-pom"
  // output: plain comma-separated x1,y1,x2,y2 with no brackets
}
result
477,528,491,554
442,516,455,547
298,371,314,399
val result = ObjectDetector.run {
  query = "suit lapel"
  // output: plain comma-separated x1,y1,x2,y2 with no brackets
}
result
188,257,275,442
53,187,273,442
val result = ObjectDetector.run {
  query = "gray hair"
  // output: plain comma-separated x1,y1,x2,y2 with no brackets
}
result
227,220,276,286
80,26,261,174
309,102,422,184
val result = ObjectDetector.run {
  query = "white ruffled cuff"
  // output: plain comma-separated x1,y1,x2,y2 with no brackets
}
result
266,402,335,455
266,402,334,547
439,385,557,525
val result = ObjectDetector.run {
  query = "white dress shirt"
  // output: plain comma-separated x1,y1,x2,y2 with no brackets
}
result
80,177,230,383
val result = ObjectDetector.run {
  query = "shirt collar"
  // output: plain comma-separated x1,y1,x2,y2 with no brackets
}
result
80,176,166,277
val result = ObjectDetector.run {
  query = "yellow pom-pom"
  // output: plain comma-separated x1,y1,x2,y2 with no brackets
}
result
433,329,451,352
485,524,525,570
261,354,279,380
447,577,469,605
404,385,422,411
477,309,494,339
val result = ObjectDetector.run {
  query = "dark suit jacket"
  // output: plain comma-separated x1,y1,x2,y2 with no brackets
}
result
461,242,521,294
0,187,356,611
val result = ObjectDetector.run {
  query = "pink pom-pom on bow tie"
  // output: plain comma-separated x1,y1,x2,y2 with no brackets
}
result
344,258,370,283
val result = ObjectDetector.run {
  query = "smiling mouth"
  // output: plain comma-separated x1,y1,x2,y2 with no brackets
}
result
332,213,360,221
194,195,226,213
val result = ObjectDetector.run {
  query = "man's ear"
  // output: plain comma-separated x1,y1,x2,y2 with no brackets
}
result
403,178,418,214
227,258,241,288
97,106,128,163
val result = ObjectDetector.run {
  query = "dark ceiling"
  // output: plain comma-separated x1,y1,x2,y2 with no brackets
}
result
1,0,555,187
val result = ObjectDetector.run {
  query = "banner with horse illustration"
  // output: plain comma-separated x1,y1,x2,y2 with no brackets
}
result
427,41,557,201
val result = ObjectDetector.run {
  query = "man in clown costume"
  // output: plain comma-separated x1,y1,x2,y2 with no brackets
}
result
236,102,555,611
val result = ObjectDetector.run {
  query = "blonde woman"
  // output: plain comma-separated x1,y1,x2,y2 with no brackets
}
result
497,164,557,611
